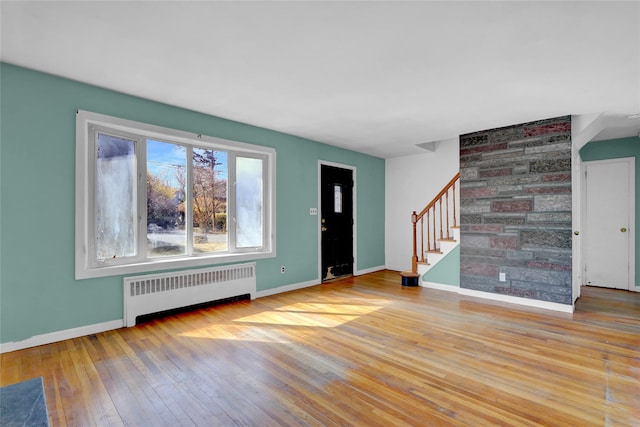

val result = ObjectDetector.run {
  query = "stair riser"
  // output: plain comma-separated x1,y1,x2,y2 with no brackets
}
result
417,227,460,276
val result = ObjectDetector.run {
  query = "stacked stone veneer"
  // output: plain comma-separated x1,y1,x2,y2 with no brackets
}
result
459,116,572,305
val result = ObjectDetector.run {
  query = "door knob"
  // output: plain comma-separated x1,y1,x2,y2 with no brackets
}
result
321,226,327,232
621,227,628,233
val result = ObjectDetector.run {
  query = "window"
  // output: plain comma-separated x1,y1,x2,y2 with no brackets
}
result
334,184,343,213
76,110,276,279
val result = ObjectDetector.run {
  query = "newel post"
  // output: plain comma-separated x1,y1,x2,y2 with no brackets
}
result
411,211,418,274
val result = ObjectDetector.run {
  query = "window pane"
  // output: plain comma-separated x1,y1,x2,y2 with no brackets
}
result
192,149,228,253
334,184,343,213
236,157,263,248
147,140,187,257
95,133,137,260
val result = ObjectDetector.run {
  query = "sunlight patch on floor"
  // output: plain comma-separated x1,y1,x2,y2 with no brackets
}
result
179,302,385,341
234,312,359,327
178,323,292,342
273,302,382,315
233,303,382,327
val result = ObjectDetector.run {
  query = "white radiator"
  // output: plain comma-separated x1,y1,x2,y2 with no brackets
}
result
123,263,256,327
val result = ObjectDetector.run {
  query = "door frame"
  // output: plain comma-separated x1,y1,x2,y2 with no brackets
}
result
581,157,636,292
318,161,357,282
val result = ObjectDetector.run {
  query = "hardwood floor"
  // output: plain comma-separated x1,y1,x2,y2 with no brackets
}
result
2,270,639,426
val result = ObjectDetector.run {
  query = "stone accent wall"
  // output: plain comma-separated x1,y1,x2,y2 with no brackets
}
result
459,116,572,304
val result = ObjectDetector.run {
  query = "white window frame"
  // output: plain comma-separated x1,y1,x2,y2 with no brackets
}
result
75,110,276,279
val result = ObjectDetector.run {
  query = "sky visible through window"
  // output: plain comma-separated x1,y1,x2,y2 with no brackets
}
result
147,140,228,184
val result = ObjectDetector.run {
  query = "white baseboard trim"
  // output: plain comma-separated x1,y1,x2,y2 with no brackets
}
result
0,319,124,354
256,266,386,298
421,280,573,313
1,278,322,353
255,279,320,299
421,281,460,292
1,274,574,354
458,287,574,313
355,265,385,276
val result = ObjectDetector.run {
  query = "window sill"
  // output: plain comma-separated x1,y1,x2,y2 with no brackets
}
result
76,250,275,280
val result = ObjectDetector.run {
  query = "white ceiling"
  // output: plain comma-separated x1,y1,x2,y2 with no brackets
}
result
2,1,639,158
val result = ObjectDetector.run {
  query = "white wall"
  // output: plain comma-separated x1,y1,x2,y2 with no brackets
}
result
385,139,460,271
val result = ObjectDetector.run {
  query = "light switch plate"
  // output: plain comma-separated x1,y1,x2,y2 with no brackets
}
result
499,272,506,282
310,208,318,216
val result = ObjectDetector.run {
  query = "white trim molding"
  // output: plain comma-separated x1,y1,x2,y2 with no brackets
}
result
0,320,123,354
75,110,277,280
458,287,574,313
317,160,358,281
2,278,322,353
255,279,320,299
581,157,636,292
422,281,573,313
421,281,460,292
355,265,385,276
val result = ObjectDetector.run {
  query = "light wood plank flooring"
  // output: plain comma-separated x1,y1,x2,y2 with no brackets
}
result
1,270,639,426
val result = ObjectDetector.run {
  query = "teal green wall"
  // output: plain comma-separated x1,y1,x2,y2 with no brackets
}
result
579,137,640,285
0,63,385,344
422,246,460,286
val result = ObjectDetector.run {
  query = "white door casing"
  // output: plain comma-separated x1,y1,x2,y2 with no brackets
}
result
583,158,635,290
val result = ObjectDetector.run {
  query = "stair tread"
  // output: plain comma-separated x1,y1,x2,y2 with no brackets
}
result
439,238,457,242
426,250,443,254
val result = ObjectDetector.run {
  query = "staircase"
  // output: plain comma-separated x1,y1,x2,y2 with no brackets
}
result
417,226,460,277
401,172,460,286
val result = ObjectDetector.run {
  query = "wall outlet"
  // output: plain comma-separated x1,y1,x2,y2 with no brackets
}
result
281,265,286,274
310,208,318,216
499,272,506,282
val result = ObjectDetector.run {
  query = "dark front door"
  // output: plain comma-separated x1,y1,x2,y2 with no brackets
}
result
321,165,353,281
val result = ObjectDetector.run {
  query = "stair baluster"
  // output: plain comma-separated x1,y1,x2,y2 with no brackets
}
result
432,205,436,251
452,180,457,228
439,199,444,240
445,191,450,239
420,216,425,263
409,172,460,274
